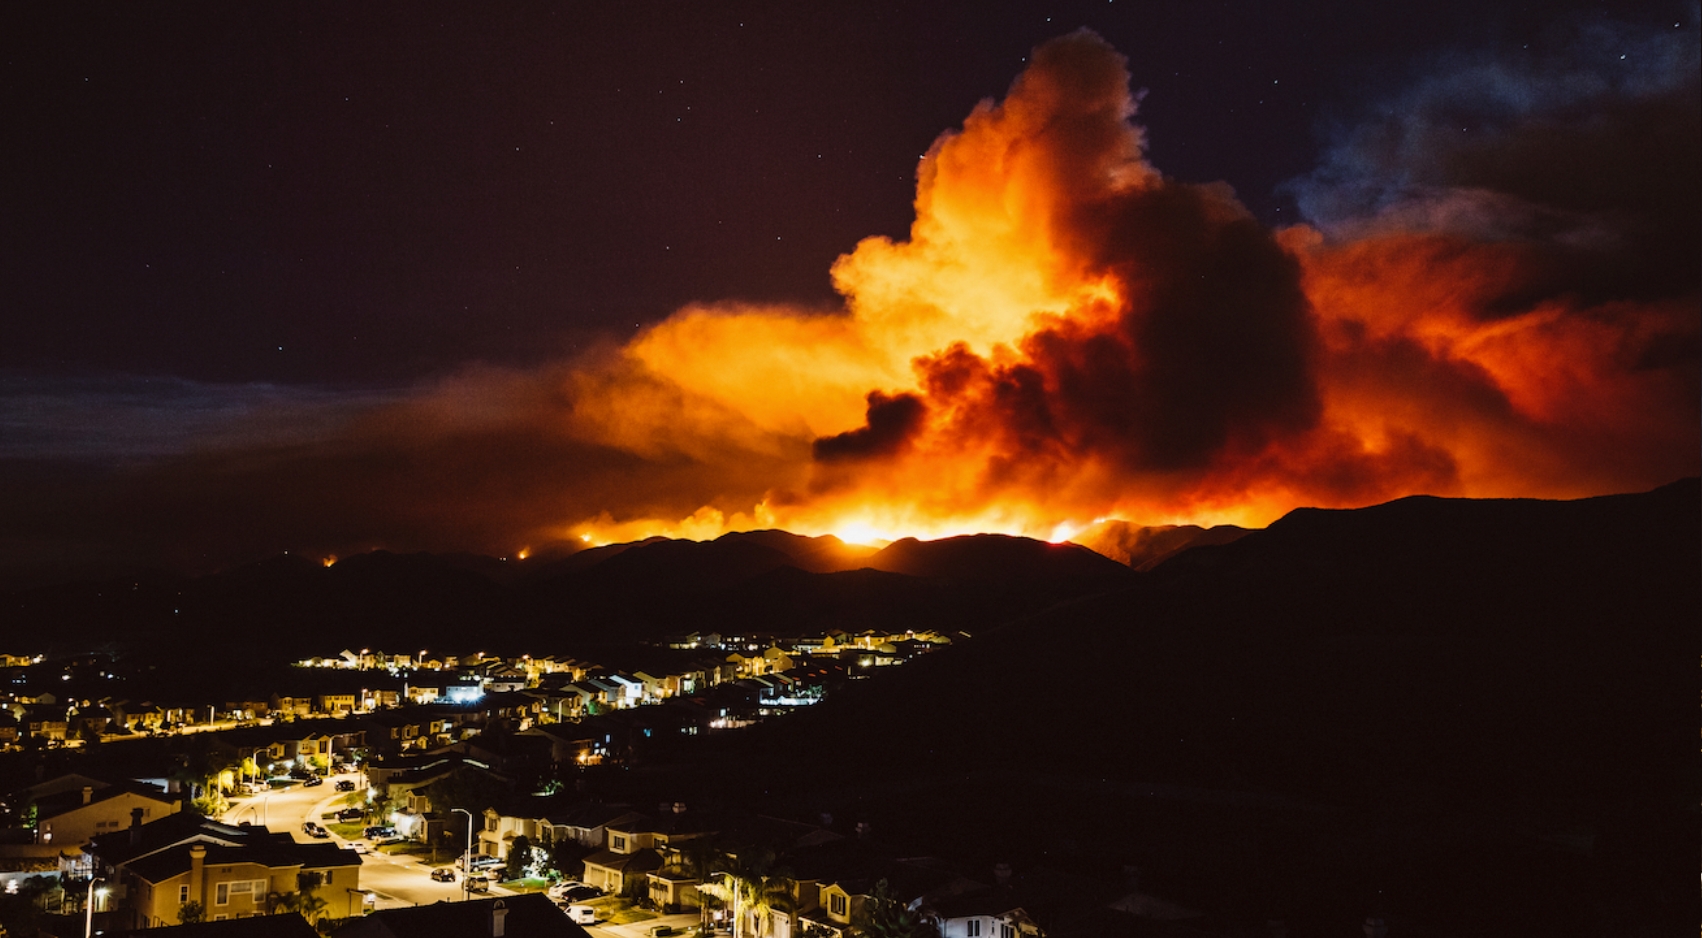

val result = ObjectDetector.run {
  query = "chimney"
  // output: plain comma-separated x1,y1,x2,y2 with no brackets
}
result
189,845,206,907
491,899,508,937
992,863,1012,886
82,786,94,805
129,808,145,845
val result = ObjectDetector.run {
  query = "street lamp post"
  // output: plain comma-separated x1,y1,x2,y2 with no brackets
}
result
451,808,474,902
84,877,104,938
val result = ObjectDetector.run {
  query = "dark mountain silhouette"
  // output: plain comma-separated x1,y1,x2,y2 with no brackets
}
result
692,479,1696,937
713,529,881,573
864,533,1132,581
1075,520,1252,570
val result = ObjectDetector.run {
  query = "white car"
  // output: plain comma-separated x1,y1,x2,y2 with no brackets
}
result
349,842,370,854
566,905,596,925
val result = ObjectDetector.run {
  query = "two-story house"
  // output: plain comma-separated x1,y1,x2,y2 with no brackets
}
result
19,775,179,848
86,812,360,930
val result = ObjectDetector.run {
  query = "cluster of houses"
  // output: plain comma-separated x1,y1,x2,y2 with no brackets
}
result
0,627,948,754
0,769,361,932
440,795,1141,938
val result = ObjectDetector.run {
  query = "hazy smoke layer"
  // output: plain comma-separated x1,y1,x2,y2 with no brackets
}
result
2,24,1694,577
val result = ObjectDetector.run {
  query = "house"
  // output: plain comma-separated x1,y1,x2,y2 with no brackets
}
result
269,694,314,718
579,845,662,896
520,724,603,766
927,890,1042,938
316,693,358,717
24,704,67,742
330,893,588,938
111,913,321,936
86,812,360,930
541,803,647,850
19,775,179,848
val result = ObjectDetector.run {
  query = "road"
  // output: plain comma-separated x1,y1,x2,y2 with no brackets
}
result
223,773,515,912
584,911,704,938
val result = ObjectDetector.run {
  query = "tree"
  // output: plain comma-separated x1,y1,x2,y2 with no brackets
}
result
703,847,795,938
268,874,328,924
178,900,206,924
506,835,533,882
421,767,507,818
856,880,939,938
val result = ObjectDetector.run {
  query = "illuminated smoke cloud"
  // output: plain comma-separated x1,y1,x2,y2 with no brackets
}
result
3,22,1695,577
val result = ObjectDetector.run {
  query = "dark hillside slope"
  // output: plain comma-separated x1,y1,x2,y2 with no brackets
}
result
706,481,1697,935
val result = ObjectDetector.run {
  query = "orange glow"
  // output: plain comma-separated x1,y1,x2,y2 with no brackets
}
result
322,556,337,568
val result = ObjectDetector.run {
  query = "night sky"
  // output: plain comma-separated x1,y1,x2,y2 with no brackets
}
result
2,1,1696,584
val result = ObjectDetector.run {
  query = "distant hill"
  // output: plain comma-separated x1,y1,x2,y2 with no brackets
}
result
864,533,1132,581
1073,520,1251,570
0,527,1132,661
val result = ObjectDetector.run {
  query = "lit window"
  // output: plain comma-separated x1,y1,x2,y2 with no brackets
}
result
830,894,846,916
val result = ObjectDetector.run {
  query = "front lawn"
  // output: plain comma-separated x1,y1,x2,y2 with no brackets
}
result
589,898,656,925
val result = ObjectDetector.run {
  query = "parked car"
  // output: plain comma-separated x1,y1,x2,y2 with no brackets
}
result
302,822,328,838
430,868,456,882
336,807,364,821
546,880,586,899
565,906,596,925
302,776,323,787
363,825,395,840
374,836,404,848
349,843,370,854
335,780,357,792
468,856,503,871
467,877,490,894
561,886,601,901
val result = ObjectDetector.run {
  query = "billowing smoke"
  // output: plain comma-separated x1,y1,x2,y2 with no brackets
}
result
3,22,1694,578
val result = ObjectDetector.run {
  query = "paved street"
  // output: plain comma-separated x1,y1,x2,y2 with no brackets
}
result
223,774,519,912
584,911,704,938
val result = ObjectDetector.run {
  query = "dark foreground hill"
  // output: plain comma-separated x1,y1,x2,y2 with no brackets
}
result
685,480,1697,937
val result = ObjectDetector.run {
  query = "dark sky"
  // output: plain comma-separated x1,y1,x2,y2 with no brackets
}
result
5,0,1671,386
0,1,1695,585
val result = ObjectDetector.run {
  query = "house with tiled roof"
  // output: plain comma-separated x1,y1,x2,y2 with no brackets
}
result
86,812,361,930
331,893,587,938
17,774,179,849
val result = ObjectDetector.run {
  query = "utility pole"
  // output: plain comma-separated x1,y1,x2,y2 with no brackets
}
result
452,808,474,902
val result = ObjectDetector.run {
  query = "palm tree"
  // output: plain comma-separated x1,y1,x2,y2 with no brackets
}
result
703,848,796,938
855,880,939,938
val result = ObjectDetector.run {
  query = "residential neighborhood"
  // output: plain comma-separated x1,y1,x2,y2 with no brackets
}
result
0,630,1179,938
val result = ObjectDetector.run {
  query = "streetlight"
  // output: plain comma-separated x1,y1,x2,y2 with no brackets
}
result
451,808,474,902
84,877,105,938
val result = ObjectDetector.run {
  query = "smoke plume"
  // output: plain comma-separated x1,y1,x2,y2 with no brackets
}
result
2,23,1695,578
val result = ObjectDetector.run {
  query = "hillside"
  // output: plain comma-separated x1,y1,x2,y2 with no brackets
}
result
689,480,1697,936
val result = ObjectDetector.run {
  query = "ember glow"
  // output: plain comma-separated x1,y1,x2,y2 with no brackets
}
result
542,30,1698,547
